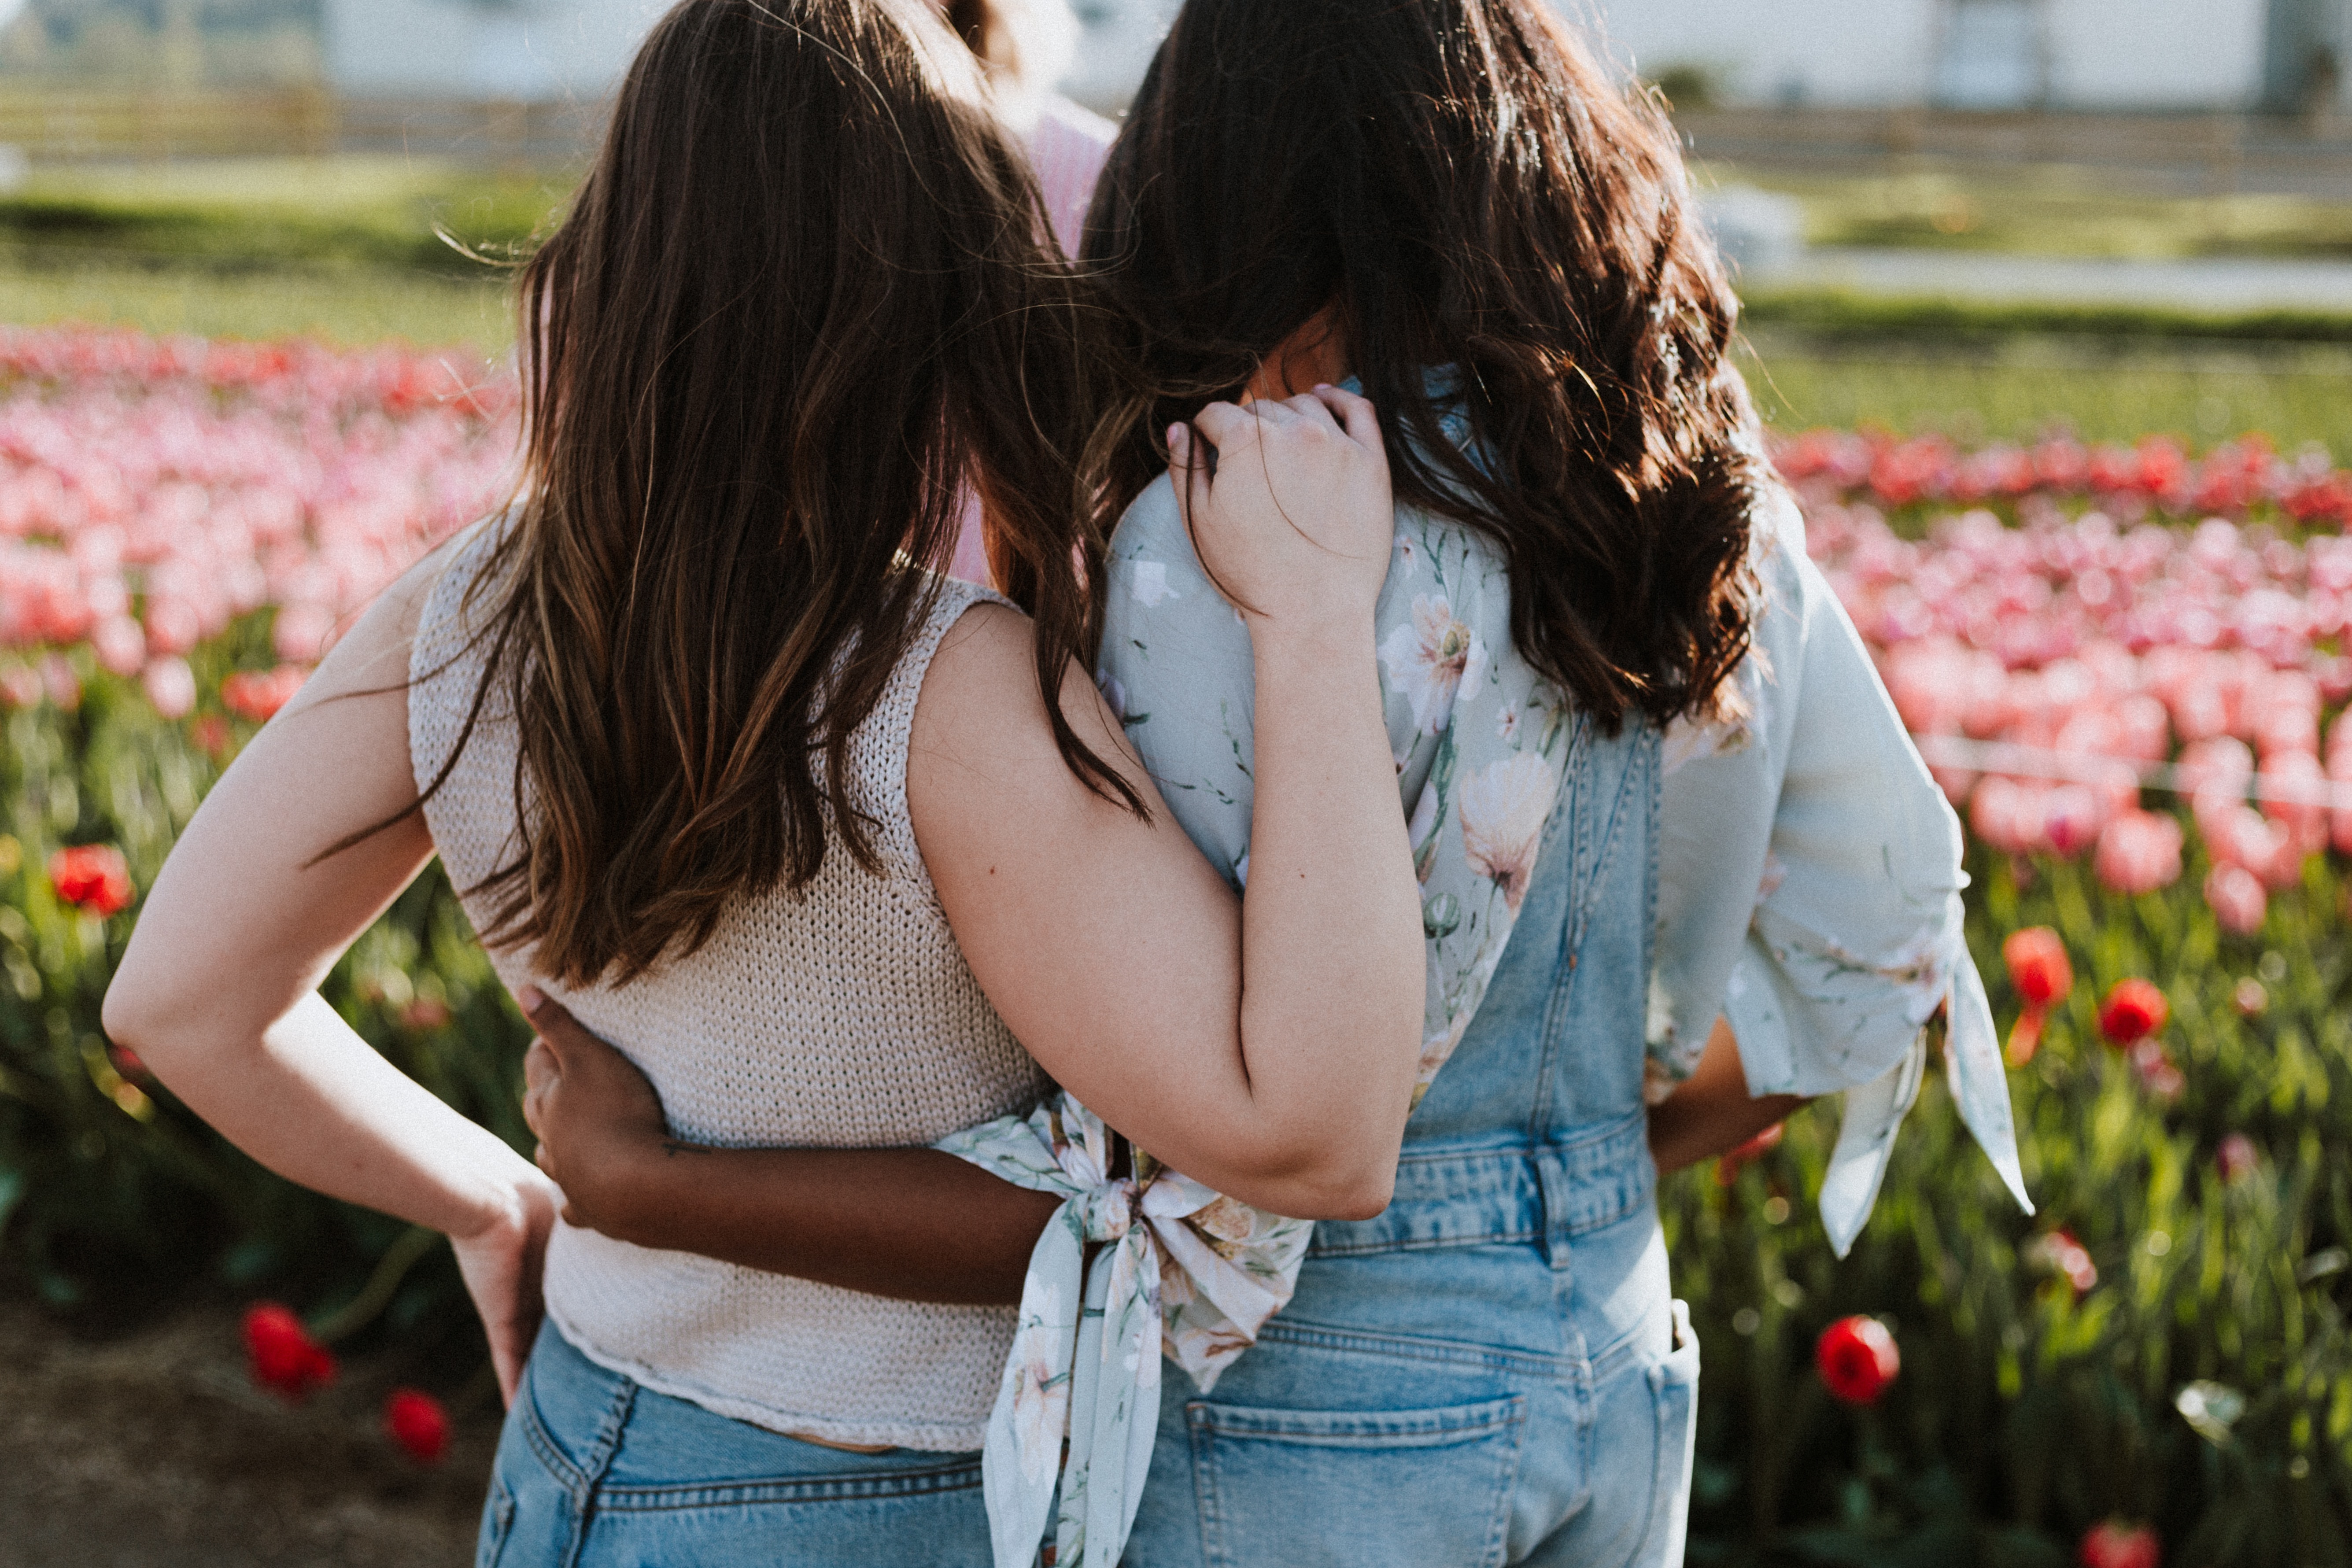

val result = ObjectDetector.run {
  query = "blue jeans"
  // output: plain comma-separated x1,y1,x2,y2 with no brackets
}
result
1123,1162,1698,1568
477,1322,994,1567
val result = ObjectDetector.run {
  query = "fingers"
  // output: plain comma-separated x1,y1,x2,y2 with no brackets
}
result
1306,384,1386,460
519,984,620,1066
521,1038,556,1137
1189,400,1262,453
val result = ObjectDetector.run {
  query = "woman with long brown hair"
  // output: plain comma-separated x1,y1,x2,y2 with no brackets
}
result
520,2,2030,1563
100,1,1436,1562
1081,5,2027,1562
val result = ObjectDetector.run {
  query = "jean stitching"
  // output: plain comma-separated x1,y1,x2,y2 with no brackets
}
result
516,1378,588,1499
1254,1317,1584,1382
1307,1225,1539,1257
1479,1395,1530,1568
561,1374,638,1568
1526,714,1591,1138
1188,1392,1526,1441
589,1463,987,1511
1190,1399,1232,1568
1617,1365,1673,1568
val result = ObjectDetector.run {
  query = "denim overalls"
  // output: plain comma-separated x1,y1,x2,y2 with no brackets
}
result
1122,720,1696,1568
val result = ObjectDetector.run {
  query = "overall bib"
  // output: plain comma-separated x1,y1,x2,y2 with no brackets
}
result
1123,722,1696,1568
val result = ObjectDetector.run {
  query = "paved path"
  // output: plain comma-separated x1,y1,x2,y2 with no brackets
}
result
1780,248,2352,314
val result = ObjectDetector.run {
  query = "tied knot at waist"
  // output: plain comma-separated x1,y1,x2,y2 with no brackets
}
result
936,1096,1314,1568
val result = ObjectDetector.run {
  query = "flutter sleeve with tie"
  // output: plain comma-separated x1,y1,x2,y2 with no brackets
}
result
1648,490,2033,1255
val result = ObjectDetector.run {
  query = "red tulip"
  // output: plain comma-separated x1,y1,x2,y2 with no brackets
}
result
190,713,233,761
2078,1520,2161,1568
2003,927,2073,1007
48,844,135,917
1816,1315,1900,1406
221,665,309,724
240,1302,336,1402
2215,1133,2259,1184
2002,927,2071,1065
2098,979,2168,1047
1714,1121,1785,1187
384,1388,451,1465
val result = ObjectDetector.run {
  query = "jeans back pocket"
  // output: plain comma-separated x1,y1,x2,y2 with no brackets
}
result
1186,1394,1527,1568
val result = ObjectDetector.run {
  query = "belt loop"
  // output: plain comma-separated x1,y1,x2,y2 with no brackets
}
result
1533,1147,1572,1276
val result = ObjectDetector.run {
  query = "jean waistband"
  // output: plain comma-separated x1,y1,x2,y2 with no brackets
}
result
1307,1108,1656,1258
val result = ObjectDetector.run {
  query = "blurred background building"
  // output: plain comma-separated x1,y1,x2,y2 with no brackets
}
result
0,2,2344,124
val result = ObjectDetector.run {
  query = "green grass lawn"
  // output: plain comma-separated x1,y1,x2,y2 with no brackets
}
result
0,155,573,275
0,259,512,348
1703,159,2352,262
1741,331,2352,454
4,156,2352,452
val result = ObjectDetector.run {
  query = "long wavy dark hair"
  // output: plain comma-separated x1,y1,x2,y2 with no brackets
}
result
1082,0,1765,731
432,0,1126,987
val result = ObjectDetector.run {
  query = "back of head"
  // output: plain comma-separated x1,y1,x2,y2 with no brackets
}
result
458,0,1114,987
1084,0,1765,732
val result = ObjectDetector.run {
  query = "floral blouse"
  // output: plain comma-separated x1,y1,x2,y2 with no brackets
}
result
937,415,2031,1568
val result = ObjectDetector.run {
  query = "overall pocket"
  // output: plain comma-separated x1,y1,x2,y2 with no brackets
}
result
1625,1300,1701,1568
1186,1393,1527,1568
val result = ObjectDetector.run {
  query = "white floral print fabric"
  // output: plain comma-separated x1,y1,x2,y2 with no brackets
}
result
935,1097,1313,1568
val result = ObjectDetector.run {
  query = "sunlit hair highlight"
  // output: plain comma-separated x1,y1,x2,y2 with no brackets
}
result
432,0,1124,988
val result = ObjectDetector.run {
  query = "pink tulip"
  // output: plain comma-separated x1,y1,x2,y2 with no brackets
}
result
2042,783,2105,858
2216,1133,2259,1184
2094,811,2183,894
2205,863,2267,935
141,657,196,719
89,615,145,677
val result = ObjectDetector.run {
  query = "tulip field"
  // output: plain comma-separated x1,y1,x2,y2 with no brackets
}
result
2,323,2351,1563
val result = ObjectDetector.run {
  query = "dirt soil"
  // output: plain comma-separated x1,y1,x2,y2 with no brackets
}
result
0,1295,503,1568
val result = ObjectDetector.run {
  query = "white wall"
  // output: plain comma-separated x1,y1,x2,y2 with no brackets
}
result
1581,0,2271,111
325,0,663,100
2045,0,2266,108
1576,0,1941,107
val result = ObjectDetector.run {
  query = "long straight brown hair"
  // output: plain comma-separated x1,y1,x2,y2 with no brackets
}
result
443,0,1127,988
1083,0,1765,732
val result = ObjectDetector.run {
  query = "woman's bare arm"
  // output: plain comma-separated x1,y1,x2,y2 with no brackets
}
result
521,989,1059,1305
100,557,561,1401
910,391,1424,1219
1647,1018,1809,1176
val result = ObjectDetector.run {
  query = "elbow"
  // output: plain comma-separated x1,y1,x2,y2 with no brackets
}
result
100,969,154,1056
1311,1173,1396,1224
1228,1149,1397,1224
101,953,190,1071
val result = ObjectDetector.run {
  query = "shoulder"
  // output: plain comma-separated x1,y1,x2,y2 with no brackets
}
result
914,598,1061,763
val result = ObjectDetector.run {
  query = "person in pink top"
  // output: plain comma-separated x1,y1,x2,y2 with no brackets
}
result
941,0,1117,584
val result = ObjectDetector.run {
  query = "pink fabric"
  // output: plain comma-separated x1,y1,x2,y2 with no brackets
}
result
949,95,1115,587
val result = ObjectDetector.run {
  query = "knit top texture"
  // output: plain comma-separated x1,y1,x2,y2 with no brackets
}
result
408,519,1046,1452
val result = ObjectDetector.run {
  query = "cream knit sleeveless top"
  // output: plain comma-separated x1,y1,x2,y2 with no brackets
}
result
409,519,1047,1452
